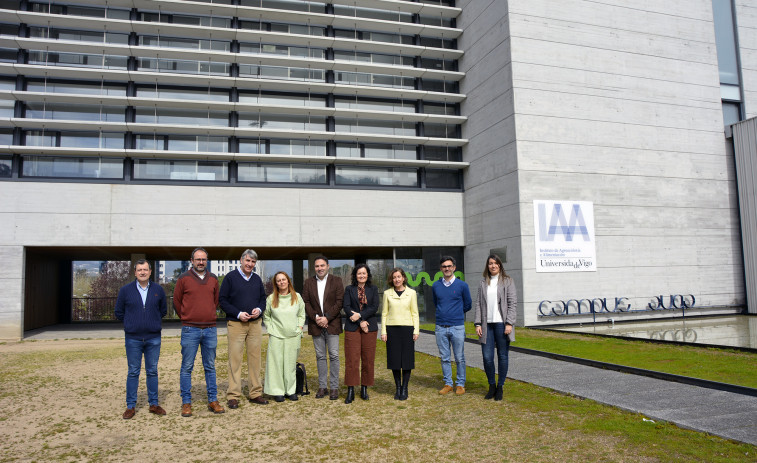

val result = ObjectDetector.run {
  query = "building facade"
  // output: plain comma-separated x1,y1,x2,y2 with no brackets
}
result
0,0,754,339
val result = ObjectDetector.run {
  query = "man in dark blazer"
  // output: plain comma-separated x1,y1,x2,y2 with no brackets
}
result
303,256,344,400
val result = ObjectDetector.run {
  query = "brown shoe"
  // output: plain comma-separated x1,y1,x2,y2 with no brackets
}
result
207,401,225,414
329,389,339,400
315,388,328,399
439,385,454,395
181,403,192,417
455,386,466,395
122,408,135,419
227,399,239,409
148,405,166,415
249,396,269,405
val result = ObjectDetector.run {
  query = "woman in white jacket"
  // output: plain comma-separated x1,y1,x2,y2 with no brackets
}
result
474,254,517,401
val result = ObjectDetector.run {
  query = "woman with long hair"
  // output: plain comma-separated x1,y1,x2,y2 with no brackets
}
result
263,271,306,402
474,254,517,401
380,268,419,400
342,263,379,404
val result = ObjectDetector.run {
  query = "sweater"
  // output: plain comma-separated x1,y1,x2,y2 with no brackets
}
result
219,269,267,321
263,292,306,339
173,270,219,327
114,280,167,340
432,278,472,326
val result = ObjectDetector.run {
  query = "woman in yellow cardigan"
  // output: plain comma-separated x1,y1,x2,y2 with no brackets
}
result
381,268,419,401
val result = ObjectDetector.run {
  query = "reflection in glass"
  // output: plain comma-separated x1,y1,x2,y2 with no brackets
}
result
21,156,123,178
133,159,228,181
28,51,128,69
60,132,123,149
27,81,126,96
0,156,11,178
237,163,326,183
336,166,417,187
25,103,125,122
426,169,460,189
135,108,229,126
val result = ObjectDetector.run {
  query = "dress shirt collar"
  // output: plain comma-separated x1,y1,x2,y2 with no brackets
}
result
442,275,456,287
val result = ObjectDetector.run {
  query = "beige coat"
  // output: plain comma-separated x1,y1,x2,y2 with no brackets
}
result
474,277,517,344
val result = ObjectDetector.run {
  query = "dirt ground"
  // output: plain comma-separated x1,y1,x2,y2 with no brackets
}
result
0,336,740,463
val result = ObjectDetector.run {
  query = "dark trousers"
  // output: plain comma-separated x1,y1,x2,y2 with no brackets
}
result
344,329,377,386
481,322,510,386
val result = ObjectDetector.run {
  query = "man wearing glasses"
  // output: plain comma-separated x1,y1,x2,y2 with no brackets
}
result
219,249,269,408
174,247,224,417
432,256,472,396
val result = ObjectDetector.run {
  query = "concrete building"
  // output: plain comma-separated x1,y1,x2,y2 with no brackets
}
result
0,0,755,339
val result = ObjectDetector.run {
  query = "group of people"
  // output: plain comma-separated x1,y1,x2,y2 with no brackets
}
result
114,250,516,419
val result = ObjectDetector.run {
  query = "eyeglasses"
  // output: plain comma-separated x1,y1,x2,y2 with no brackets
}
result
193,258,207,262
441,264,454,269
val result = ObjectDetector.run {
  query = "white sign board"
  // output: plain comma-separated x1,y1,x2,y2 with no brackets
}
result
533,200,596,272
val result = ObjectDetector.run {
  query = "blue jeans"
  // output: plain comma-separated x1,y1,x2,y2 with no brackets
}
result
481,323,510,387
435,324,466,387
180,326,218,404
125,336,161,408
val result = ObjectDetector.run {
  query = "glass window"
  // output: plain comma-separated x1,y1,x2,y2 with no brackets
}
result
425,146,461,162
60,131,123,149
140,36,230,52
29,27,129,45
423,102,458,115
133,159,228,181
239,20,325,36
239,113,325,130
418,15,455,28
240,42,324,59
336,166,418,187
334,97,414,113
334,50,413,66
335,118,415,136
136,86,227,101
426,169,461,189
239,64,324,82
336,143,416,159
0,98,14,117
0,23,18,36
419,36,456,50
26,80,126,96
0,48,15,63
722,102,741,126
24,130,55,146
0,155,11,177
28,51,128,69
424,123,459,138
333,5,413,23
25,103,125,122
135,108,229,126
422,79,459,93
712,0,740,86
238,91,325,107
135,135,228,152
138,58,230,76
21,156,123,178
238,162,326,183
334,29,414,45
240,0,326,12
270,139,326,156
0,128,13,144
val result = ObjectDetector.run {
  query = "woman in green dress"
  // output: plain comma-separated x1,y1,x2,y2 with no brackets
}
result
263,271,306,402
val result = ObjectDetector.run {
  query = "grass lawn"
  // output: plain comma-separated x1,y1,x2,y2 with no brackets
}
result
420,322,757,389
0,335,754,462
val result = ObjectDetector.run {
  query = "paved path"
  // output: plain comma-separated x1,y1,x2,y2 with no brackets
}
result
23,324,757,446
415,332,757,446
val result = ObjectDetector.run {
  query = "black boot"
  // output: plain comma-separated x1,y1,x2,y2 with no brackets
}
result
400,371,410,401
345,386,355,404
360,385,369,400
494,385,503,401
484,384,496,400
393,370,401,400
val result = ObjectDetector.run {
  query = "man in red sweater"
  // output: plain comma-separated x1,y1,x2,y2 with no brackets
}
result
174,247,224,417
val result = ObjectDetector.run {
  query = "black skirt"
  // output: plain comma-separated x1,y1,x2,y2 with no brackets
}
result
386,325,415,370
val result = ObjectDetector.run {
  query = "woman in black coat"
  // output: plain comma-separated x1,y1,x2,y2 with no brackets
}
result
342,263,379,404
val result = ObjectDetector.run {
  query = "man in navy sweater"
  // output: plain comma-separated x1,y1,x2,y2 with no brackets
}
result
219,249,269,408
432,256,472,396
114,260,167,419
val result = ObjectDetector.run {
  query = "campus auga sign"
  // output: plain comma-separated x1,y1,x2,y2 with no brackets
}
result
538,294,696,316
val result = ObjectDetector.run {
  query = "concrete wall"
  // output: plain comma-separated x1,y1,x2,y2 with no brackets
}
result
458,0,525,323
464,0,744,326
0,182,465,339
736,0,757,117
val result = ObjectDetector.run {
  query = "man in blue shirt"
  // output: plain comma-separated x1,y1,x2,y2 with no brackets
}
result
432,256,472,395
114,260,167,419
